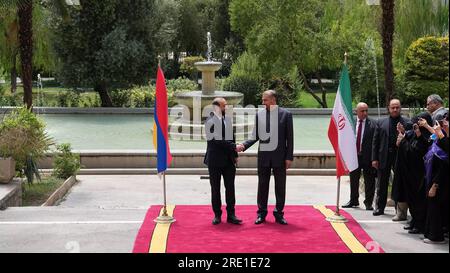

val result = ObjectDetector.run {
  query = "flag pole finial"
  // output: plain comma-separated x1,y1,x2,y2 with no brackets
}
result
344,52,348,65
157,54,162,67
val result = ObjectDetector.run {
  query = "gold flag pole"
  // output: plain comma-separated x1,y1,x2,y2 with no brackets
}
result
326,52,349,223
153,59,175,223
155,171,175,223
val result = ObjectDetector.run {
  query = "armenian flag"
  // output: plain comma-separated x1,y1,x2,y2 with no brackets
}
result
153,66,172,174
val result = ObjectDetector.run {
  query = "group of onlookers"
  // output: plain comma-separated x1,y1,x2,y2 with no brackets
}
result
343,94,448,244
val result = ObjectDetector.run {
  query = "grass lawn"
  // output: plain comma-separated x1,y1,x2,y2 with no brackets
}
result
1,84,99,107
297,90,363,108
297,91,337,108
21,175,65,206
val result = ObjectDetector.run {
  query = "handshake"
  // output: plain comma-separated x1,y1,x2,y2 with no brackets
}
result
235,143,245,153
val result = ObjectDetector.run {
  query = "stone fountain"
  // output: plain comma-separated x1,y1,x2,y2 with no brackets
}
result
173,32,243,110
171,32,248,140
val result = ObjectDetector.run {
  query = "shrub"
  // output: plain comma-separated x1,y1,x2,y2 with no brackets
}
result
166,77,198,92
0,107,53,183
79,93,101,107
400,36,449,105
223,76,261,106
57,91,81,107
110,89,132,107
0,84,5,97
0,93,21,106
130,86,153,108
223,52,263,106
180,56,205,80
52,143,81,179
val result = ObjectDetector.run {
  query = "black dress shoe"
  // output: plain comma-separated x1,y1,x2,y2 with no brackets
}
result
365,206,374,211
255,217,265,225
275,217,288,225
342,201,359,208
212,216,221,225
227,215,243,225
408,228,423,234
403,224,413,230
372,210,384,216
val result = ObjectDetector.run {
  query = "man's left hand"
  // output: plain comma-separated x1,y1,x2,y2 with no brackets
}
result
285,160,292,170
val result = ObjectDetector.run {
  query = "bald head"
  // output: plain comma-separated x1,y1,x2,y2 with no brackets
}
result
356,102,369,120
212,97,227,115
388,99,401,118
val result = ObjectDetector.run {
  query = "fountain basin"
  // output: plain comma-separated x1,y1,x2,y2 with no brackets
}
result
174,90,244,110
194,61,222,72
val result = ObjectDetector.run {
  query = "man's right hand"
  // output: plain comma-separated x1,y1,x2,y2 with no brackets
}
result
372,160,379,170
235,144,245,152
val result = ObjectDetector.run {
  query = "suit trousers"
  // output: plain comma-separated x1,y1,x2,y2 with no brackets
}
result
208,163,236,217
375,150,397,212
349,165,376,207
257,165,286,218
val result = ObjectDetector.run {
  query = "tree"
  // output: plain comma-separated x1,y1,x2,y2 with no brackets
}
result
395,0,449,67
53,0,161,107
0,0,69,108
0,11,19,93
380,0,395,106
230,0,379,108
17,0,33,108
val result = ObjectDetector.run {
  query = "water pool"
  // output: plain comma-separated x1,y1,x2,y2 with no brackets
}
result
39,114,333,151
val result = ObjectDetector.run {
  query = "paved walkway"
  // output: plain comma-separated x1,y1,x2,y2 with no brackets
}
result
0,175,448,253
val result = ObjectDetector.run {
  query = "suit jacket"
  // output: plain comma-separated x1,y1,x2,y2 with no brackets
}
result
358,117,376,169
371,115,411,170
243,107,294,168
203,114,238,168
432,107,448,123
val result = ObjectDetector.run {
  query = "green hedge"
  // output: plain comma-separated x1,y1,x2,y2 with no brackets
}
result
399,36,449,105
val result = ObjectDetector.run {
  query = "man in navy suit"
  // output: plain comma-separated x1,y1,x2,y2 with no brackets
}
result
236,90,294,225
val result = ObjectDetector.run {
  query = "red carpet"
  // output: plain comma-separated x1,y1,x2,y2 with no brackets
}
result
133,205,384,253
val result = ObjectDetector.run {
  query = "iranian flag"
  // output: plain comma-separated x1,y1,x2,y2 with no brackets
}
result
328,64,358,178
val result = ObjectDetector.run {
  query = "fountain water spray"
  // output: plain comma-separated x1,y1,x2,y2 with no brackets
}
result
207,32,212,62
367,38,381,118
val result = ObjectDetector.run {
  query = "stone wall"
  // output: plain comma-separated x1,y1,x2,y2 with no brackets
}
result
0,179,23,210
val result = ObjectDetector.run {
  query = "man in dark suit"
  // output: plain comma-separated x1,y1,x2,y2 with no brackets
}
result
204,97,242,225
371,99,411,216
236,90,294,225
342,102,377,210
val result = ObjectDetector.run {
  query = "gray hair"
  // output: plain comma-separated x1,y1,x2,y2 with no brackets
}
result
427,94,444,105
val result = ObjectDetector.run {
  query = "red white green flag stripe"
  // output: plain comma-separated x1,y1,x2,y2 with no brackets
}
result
327,64,358,178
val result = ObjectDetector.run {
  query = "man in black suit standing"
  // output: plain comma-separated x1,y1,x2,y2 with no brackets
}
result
204,97,242,225
236,90,294,225
371,99,411,216
342,102,377,210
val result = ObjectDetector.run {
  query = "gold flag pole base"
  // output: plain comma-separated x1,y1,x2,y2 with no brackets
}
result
326,175,348,223
154,206,176,223
326,211,348,223
154,215,176,224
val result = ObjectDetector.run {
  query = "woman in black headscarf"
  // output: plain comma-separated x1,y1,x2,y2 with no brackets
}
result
393,112,432,234
422,112,449,244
